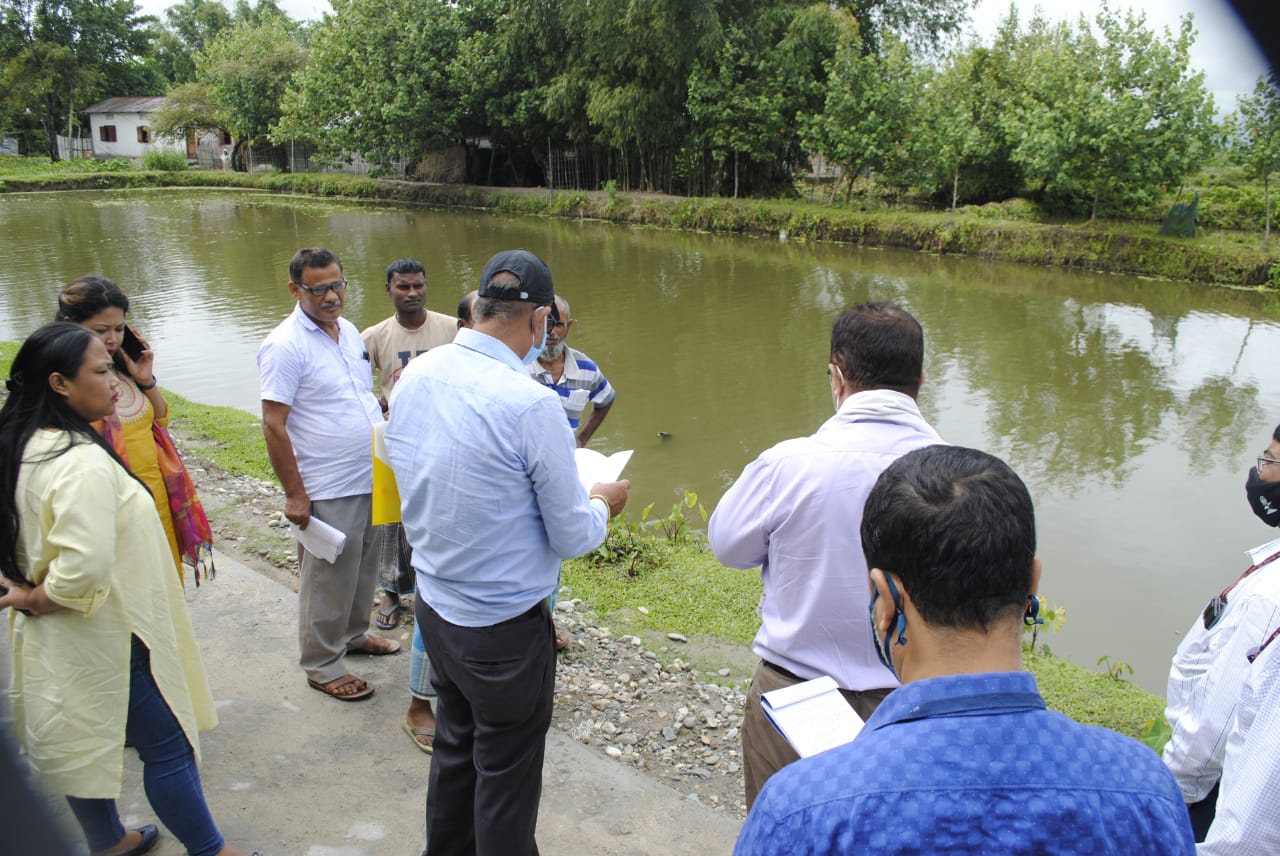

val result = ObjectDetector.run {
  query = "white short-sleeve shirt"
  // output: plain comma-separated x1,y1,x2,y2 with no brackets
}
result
258,304,383,501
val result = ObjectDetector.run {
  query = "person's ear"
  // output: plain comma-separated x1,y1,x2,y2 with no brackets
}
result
918,368,926,389
868,568,893,636
1029,557,1042,597
48,372,70,399
287,280,302,301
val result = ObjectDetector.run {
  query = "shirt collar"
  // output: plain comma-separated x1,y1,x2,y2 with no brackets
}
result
290,302,334,335
866,672,1045,731
455,327,527,373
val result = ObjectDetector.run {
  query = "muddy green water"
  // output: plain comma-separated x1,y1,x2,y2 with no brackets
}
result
2,187,1279,693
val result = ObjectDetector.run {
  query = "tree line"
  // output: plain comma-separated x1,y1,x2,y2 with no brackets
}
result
3,0,1279,222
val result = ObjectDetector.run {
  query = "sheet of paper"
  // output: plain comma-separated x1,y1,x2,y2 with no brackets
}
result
1247,536,1280,566
289,515,347,563
761,675,864,758
574,447,634,491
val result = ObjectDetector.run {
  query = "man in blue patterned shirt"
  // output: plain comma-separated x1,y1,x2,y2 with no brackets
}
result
735,445,1195,856
529,295,615,447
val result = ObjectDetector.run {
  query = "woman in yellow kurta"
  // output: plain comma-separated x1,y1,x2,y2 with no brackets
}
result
0,323,255,856
58,275,212,587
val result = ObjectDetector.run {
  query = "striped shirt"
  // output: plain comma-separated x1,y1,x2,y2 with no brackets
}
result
529,345,616,429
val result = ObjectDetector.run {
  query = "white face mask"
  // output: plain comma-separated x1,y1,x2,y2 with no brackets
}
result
522,311,548,365
830,363,846,412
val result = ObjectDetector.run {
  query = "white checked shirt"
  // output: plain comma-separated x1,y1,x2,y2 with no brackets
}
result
1199,634,1280,854
1163,545,1280,803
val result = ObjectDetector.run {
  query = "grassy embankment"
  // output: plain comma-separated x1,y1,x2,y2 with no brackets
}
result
0,339,1167,746
1,155,1278,287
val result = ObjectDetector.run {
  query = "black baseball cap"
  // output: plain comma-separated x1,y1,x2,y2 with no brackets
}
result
478,249,559,320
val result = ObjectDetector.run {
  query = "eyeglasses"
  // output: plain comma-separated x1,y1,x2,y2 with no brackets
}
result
1259,454,1280,471
293,279,348,297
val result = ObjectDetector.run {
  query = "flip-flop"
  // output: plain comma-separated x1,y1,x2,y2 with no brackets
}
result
402,720,435,754
351,636,401,656
308,674,374,701
374,603,402,630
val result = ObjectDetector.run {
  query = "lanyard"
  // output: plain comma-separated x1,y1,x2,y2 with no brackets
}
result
1203,549,1280,630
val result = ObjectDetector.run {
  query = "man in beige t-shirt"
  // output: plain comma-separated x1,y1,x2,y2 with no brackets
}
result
360,257,456,754
362,258,457,412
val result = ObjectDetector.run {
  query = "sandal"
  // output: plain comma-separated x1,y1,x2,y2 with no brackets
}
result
402,720,435,754
374,602,402,630
351,635,401,656
308,674,374,701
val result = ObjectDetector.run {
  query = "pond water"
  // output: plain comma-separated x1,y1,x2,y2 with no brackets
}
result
1,187,1278,693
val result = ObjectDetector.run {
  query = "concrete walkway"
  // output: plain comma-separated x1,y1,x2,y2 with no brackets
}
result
89,551,743,855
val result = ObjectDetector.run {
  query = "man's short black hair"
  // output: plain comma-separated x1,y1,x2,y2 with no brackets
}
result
830,302,923,396
386,258,425,283
1273,422,1280,444
861,445,1036,632
289,247,342,283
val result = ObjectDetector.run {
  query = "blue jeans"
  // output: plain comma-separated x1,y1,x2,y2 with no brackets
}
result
67,636,224,856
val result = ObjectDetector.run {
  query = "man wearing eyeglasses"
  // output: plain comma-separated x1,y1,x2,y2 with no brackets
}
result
529,295,615,448
257,246,400,704
385,249,630,856
1163,422,1280,841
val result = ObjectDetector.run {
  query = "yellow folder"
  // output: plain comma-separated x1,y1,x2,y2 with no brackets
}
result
371,421,402,525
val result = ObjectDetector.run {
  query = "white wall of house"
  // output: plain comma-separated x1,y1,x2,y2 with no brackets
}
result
86,110,185,161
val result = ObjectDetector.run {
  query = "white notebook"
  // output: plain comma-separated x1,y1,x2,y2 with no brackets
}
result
760,675,865,758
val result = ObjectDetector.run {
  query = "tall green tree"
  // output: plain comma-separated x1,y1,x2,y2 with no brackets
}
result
153,0,231,83
0,0,161,158
197,13,302,144
802,30,921,201
1233,73,1280,244
1003,5,1216,220
274,0,461,167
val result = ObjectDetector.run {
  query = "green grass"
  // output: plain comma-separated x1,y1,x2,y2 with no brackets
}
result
564,543,763,643
1027,648,1166,743
162,388,272,481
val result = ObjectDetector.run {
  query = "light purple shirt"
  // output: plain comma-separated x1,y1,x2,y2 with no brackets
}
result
709,389,943,692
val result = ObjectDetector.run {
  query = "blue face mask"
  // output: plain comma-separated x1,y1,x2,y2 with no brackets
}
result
867,576,908,678
522,313,548,365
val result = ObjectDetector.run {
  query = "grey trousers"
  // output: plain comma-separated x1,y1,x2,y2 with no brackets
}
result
741,659,892,809
298,493,382,684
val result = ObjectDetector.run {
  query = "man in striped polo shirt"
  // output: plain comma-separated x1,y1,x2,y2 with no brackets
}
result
529,295,615,447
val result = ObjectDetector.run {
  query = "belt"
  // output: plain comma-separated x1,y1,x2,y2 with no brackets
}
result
762,659,804,682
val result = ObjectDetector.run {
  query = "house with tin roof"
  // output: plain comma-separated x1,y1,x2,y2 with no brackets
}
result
82,96,229,163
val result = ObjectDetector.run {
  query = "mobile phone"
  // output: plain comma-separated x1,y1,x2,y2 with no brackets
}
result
121,325,146,362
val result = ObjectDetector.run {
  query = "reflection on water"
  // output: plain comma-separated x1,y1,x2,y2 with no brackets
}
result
1,188,1278,693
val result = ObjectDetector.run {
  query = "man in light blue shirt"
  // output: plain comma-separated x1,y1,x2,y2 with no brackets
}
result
385,249,629,856
735,445,1194,856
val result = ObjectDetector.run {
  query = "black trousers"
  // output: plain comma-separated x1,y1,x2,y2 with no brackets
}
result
416,594,555,856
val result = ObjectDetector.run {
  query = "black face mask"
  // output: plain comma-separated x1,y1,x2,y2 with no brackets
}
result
1246,467,1280,528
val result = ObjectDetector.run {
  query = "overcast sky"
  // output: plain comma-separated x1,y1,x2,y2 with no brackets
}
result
134,0,1269,111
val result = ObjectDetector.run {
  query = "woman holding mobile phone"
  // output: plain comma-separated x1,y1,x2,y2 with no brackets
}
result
0,322,257,856
57,275,212,586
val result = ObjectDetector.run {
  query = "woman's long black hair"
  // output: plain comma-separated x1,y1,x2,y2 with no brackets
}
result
0,322,141,586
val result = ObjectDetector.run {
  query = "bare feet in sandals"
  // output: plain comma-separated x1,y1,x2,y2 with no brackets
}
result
403,696,437,753
350,635,401,655
374,592,402,630
308,673,374,701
